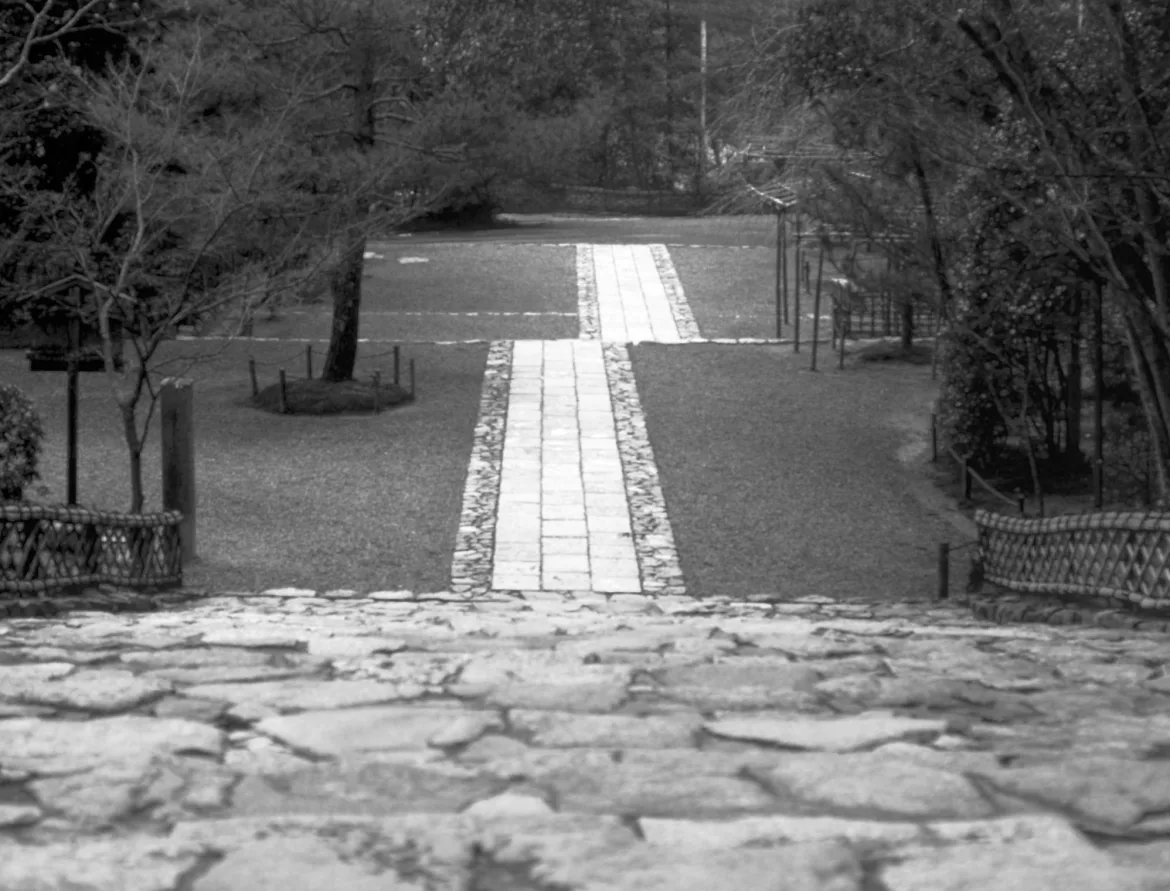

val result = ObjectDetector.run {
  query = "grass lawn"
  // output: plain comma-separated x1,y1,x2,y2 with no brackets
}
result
2,339,487,593
670,246,789,340
362,242,577,313
631,343,954,600
668,244,856,341
405,214,782,247
233,311,576,343
206,243,578,342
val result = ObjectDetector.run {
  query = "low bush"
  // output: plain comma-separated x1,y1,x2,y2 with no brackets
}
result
0,384,45,501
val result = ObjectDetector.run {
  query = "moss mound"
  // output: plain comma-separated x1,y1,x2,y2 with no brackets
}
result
254,377,410,415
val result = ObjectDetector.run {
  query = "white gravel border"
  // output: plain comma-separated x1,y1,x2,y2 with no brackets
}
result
576,244,601,339
449,340,512,597
649,245,702,341
603,343,687,595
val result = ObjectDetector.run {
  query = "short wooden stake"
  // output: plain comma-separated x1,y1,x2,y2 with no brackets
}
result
394,346,401,386
373,371,381,414
161,377,196,562
305,344,313,380
278,369,287,414
937,542,950,600
410,358,416,401
248,358,259,397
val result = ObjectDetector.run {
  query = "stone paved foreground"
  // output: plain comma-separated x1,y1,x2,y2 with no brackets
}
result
3,590,1170,890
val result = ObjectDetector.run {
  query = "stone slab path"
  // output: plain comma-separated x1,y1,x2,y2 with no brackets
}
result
452,244,691,598
493,340,639,594
2,590,1170,889
591,244,684,343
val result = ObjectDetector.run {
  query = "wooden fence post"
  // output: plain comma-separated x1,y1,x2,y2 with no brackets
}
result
937,542,949,600
248,358,258,397
410,358,416,401
278,369,287,414
373,371,381,414
306,344,313,380
930,413,938,462
161,377,196,562
962,461,972,501
394,346,400,386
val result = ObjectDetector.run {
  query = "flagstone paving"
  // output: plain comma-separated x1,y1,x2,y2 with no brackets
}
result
2,590,1170,889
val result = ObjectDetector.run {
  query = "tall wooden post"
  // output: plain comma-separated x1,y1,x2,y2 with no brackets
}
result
64,309,81,506
1094,281,1105,508
793,215,802,352
780,216,789,324
810,242,826,372
161,378,196,562
774,210,784,337
66,361,79,506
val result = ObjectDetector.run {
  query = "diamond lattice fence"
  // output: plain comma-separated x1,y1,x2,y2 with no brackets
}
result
975,508,1170,609
0,503,182,594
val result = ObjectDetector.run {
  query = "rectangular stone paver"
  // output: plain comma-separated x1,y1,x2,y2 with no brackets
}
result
492,340,640,593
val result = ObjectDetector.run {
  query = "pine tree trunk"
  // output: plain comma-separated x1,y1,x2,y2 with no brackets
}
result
321,235,366,382
909,140,953,322
321,32,376,384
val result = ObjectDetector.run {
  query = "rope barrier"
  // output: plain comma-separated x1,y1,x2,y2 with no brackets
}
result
246,346,307,368
361,345,404,361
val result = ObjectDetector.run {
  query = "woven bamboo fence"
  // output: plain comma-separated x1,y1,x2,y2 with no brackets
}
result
0,503,182,594
975,508,1170,609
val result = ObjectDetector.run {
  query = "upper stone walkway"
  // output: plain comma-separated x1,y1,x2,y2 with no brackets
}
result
1,588,1169,889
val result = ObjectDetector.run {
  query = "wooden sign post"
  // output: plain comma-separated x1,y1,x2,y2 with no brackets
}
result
25,280,124,506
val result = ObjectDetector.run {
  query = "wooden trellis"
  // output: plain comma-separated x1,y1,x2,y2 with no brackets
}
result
975,508,1170,609
0,503,182,594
